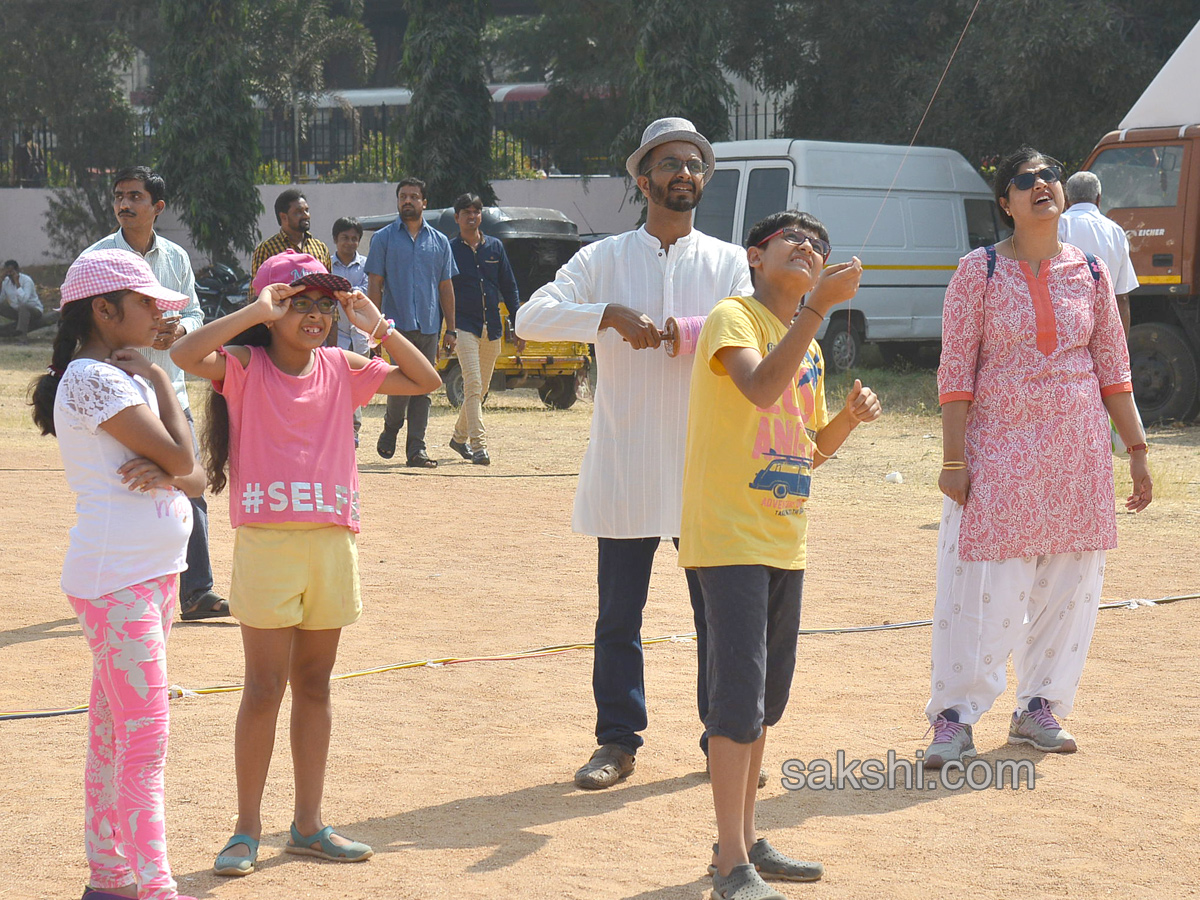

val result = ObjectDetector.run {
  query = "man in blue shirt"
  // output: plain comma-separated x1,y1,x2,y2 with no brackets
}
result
332,216,370,447
447,193,521,466
366,177,458,467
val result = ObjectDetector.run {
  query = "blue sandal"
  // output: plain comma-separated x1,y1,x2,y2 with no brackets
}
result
285,822,373,862
214,833,259,876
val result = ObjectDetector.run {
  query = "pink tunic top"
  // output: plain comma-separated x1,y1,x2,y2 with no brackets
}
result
937,244,1132,561
215,345,390,531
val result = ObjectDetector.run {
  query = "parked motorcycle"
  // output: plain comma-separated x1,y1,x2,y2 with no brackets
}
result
195,264,250,323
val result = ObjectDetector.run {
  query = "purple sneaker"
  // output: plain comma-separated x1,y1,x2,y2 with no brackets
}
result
1008,699,1077,752
923,713,976,769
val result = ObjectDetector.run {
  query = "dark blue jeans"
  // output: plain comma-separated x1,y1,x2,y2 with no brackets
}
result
594,537,707,754
180,410,214,602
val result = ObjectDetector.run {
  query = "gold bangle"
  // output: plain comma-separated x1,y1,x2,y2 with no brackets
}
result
941,461,967,470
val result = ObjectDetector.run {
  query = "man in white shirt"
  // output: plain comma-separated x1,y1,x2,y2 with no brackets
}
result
0,260,49,342
516,118,753,789
1059,171,1140,336
84,166,228,621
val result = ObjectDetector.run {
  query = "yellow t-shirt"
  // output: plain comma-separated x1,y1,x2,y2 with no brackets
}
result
678,295,829,570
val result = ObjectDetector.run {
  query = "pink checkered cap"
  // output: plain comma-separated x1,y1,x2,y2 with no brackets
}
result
59,249,189,311
252,249,332,295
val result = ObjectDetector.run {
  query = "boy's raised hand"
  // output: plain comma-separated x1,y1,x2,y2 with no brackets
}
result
844,378,881,423
336,289,382,333
808,256,863,314
254,282,305,322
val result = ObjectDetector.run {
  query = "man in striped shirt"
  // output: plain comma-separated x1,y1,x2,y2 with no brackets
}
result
517,118,753,790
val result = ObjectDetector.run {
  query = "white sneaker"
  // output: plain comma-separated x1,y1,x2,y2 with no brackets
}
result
1008,699,1077,752
924,713,977,769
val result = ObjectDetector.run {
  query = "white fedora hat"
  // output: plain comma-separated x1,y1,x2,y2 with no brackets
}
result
625,117,716,184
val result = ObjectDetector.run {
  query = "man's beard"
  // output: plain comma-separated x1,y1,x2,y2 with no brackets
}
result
399,205,421,221
650,177,703,212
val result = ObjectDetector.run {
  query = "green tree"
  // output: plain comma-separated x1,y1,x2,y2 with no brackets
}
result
722,0,1199,168
156,0,263,265
613,0,734,170
247,0,377,180
400,0,496,207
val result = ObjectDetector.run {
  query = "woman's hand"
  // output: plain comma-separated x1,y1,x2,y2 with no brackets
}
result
337,289,382,334
844,379,881,423
1126,452,1153,512
117,456,175,493
254,282,305,323
107,348,157,380
939,467,970,505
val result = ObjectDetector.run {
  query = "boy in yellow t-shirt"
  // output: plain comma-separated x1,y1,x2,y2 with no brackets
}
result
679,211,881,899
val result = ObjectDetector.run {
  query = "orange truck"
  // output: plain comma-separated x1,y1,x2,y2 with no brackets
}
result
1078,21,1200,422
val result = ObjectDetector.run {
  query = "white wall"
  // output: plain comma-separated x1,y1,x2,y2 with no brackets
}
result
0,176,640,268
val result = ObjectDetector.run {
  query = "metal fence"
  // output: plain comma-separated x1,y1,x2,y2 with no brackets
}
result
6,95,790,186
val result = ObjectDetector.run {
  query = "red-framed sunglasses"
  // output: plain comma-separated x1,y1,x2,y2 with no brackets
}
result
755,228,832,260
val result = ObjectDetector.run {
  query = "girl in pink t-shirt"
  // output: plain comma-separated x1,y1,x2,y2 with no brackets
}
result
31,250,205,900
171,251,440,877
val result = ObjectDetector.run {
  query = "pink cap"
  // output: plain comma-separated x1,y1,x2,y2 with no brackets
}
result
251,249,351,297
59,249,190,311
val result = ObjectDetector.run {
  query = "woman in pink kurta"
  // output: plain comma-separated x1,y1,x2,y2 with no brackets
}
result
923,147,1152,771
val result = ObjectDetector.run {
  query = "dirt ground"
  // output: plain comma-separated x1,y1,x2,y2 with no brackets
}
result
1,339,1198,900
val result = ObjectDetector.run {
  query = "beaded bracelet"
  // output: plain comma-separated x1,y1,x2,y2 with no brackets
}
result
368,316,395,349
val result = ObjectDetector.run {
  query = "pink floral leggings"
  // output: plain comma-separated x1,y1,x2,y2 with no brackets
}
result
67,575,179,900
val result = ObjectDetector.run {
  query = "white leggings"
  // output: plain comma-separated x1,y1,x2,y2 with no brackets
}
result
925,497,1105,726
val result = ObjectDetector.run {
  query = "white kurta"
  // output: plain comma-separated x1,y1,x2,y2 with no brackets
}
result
516,226,752,539
1058,203,1140,295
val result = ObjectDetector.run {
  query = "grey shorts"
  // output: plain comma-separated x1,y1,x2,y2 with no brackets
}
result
696,565,804,744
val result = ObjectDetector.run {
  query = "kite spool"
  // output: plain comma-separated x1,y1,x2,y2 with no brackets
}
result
663,315,705,358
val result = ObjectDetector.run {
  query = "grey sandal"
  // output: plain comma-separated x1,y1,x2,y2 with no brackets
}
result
710,863,786,900
708,839,824,882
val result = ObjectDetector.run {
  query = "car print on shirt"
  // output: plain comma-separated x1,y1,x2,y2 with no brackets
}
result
749,451,813,500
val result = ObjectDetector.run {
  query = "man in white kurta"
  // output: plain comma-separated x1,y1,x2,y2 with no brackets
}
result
516,118,752,789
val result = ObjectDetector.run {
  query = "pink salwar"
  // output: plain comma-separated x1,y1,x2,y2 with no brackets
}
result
67,574,180,900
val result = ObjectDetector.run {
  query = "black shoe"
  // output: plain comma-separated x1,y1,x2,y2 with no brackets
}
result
180,590,230,621
472,449,491,466
407,452,438,468
449,438,472,460
376,430,397,459
574,743,636,790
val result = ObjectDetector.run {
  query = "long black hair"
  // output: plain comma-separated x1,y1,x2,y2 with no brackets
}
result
202,322,272,494
29,294,122,436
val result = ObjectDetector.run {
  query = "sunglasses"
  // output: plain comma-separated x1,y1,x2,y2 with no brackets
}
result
290,295,337,315
644,156,709,176
1007,166,1062,192
756,228,832,260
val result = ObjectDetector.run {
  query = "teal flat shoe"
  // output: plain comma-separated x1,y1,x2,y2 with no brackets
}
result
214,833,259,876
285,822,373,862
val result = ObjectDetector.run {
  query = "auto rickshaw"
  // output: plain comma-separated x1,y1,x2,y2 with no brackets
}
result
360,206,591,409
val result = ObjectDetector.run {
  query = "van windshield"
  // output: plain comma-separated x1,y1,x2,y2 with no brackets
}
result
1091,145,1185,212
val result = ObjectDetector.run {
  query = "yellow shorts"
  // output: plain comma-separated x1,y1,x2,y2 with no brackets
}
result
229,523,361,630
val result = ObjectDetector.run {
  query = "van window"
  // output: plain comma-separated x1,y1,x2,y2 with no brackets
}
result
741,167,792,244
909,198,958,249
964,198,999,248
695,168,740,243
1091,145,1185,212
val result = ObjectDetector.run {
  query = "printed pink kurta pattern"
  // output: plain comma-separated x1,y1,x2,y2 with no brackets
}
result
937,245,1132,561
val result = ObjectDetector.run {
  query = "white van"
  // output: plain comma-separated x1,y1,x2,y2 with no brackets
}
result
699,140,1009,370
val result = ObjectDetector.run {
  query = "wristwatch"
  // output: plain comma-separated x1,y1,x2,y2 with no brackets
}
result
445,330,457,337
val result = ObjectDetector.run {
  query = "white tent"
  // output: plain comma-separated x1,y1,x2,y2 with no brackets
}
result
1120,19,1200,130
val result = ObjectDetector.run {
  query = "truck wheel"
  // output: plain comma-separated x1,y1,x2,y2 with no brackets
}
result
821,321,863,373
442,360,464,409
1128,322,1198,424
538,374,578,409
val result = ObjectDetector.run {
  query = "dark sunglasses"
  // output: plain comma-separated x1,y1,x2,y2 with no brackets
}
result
290,295,337,315
1008,166,1062,192
756,228,832,260
644,156,709,176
